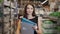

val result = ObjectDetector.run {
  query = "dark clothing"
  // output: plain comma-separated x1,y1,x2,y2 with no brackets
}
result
29,16,38,24
29,16,38,34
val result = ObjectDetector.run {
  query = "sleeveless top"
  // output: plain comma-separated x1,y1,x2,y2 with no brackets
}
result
29,16,38,24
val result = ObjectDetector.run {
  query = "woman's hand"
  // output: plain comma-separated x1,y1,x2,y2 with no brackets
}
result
32,26,42,34
20,16,23,18
32,25,38,30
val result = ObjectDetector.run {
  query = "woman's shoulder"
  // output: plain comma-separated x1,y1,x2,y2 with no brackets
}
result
34,16,38,19
34,16,38,20
35,16,42,20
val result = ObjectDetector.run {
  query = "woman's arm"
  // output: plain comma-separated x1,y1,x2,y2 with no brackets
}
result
16,19,21,34
35,17,43,34
16,16,23,34
38,17,43,34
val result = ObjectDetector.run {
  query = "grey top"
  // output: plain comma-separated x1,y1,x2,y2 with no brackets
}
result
21,22,34,34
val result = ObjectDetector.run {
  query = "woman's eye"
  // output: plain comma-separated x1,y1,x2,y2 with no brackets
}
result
31,8,33,9
27,7,33,9
27,7,30,9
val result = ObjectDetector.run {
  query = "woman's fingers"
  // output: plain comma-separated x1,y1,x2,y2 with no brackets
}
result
20,16,23,18
32,26,38,30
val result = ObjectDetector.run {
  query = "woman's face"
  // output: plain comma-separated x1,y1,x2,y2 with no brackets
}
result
26,5,34,15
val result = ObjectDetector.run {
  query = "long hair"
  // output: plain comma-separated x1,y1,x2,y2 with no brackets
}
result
24,3,36,18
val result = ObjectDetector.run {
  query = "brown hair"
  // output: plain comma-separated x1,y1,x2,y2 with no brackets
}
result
24,3,36,18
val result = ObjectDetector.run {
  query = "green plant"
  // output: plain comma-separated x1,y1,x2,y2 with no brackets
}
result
0,0,3,3
49,12,60,18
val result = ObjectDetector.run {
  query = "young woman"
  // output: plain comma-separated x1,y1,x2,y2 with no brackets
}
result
20,3,43,34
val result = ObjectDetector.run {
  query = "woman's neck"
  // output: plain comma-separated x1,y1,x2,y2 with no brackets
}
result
27,15,35,19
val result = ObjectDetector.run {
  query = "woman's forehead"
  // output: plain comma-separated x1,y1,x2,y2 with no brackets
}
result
27,5,33,8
